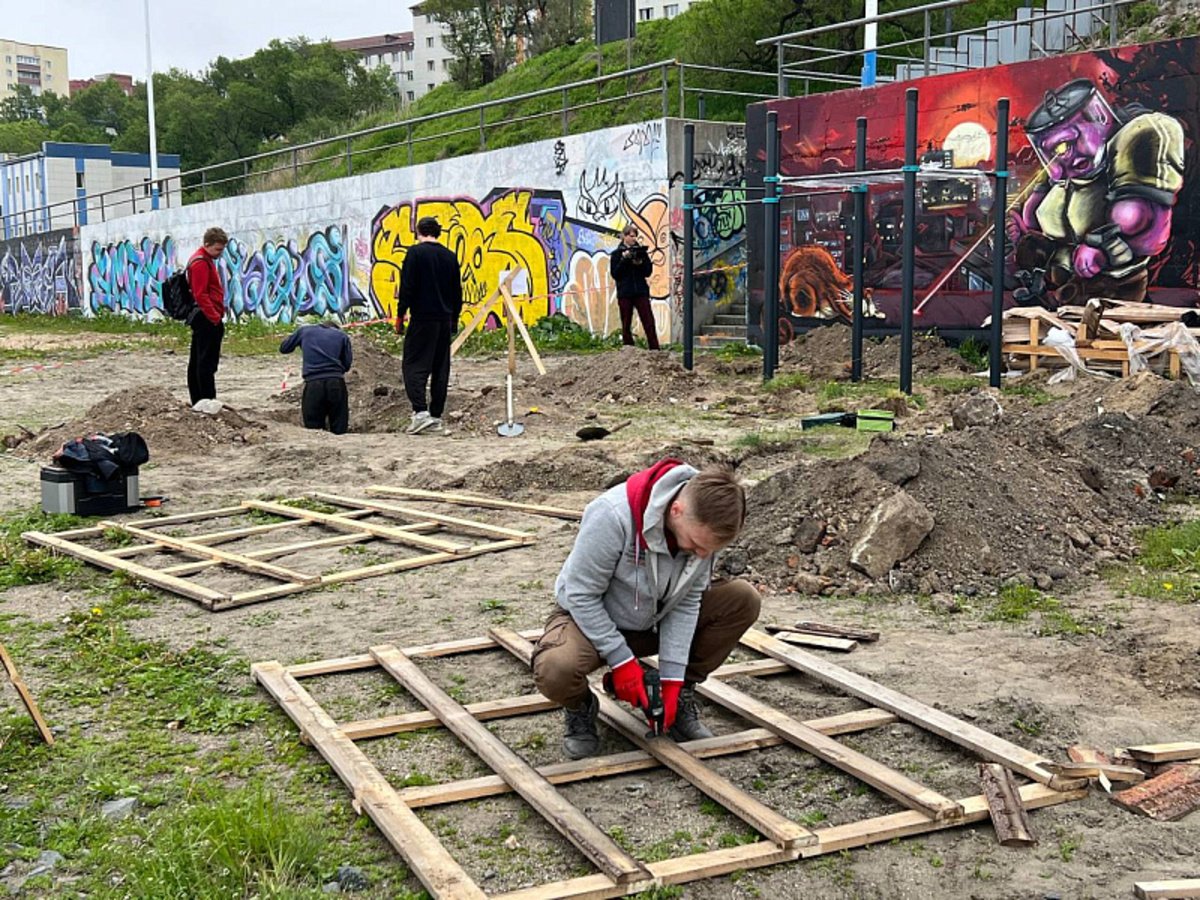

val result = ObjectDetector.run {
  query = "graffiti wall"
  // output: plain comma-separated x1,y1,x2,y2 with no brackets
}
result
0,229,82,315
79,119,711,340
746,36,1200,342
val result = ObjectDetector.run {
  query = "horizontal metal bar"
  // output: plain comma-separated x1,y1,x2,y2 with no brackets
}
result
683,86,777,100
680,62,777,79
760,0,971,45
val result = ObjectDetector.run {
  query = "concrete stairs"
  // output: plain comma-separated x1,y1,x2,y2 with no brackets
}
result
698,301,749,347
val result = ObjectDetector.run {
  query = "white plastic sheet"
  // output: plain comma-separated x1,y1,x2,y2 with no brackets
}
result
1119,321,1200,387
1043,326,1113,384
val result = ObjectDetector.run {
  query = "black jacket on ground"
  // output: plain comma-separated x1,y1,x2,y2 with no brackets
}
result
398,240,464,323
610,243,652,299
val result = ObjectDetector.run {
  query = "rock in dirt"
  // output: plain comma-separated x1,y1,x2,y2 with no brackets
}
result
793,573,830,595
794,517,826,553
850,491,934,578
336,865,370,891
951,392,1003,430
866,451,921,486
100,797,138,820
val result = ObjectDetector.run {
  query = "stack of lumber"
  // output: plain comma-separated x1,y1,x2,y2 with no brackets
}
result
1109,742,1200,821
764,621,880,653
996,301,1197,377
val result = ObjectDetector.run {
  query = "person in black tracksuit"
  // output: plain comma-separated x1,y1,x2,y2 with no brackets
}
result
280,322,353,434
396,216,463,435
610,225,660,350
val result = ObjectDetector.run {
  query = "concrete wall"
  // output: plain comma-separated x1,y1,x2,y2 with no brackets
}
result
0,227,82,315
79,120,686,339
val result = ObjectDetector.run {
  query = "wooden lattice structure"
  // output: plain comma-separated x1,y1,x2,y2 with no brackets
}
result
253,627,1090,899
22,490,566,612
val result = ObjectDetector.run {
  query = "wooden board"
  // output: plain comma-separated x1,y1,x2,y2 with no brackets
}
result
366,486,582,520
312,492,536,543
773,631,858,652
695,676,962,821
371,645,649,885
1045,762,1145,784
739,629,1064,787
0,642,54,745
1135,880,1200,899
1111,765,1200,822
241,500,469,554
979,762,1036,846
1068,745,1112,766
779,622,880,642
1127,743,1200,764
251,661,487,899
485,627,816,850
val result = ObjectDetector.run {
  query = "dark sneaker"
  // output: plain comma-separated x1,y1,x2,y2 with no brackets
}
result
669,683,714,742
563,692,600,759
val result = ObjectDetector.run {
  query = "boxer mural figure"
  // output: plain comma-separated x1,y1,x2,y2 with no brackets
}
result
1009,79,1185,307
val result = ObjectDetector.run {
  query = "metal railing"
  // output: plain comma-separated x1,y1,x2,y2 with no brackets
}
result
3,59,783,239
758,0,1142,96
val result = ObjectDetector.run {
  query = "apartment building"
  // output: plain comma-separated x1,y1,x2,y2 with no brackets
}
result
332,32,419,105
0,39,68,102
410,4,456,101
634,0,694,22
69,73,135,97
1,142,181,238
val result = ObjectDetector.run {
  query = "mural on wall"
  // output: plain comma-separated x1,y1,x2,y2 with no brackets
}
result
746,36,1200,341
88,227,364,322
0,231,81,315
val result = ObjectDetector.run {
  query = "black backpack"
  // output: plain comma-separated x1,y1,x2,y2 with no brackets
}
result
161,268,198,322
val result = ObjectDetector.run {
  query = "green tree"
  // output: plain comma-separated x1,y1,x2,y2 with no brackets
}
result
0,85,44,123
0,118,51,154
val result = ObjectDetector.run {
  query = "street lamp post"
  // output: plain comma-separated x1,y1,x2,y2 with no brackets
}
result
144,0,160,210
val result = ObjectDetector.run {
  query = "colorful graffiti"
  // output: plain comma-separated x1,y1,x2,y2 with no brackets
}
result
0,232,81,315
220,226,366,323
88,236,175,317
746,35,1200,339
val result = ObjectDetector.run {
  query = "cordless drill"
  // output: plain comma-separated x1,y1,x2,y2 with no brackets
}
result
603,666,666,738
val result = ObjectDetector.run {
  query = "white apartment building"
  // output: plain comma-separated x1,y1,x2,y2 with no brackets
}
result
332,32,419,105
635,0,693,22
410,4,456,101
0,38,68,102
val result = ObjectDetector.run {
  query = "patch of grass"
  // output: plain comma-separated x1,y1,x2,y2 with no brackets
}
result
0,507,91,590
281,497,342,516
922,375,981,393
987,585,1101,636
457,313,624,357
1057,829,1082,863
1001,382,1058,406
714,342,762,360
480,597,508,612
762,372,809,392
799,810,827,826
700,797,731,818
734,425,869,459
956,336,989,369
1136,519,1200,570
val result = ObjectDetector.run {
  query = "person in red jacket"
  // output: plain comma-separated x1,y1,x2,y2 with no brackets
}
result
186,227,228,406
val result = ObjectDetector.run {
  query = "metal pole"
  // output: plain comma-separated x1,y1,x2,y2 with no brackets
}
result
776,42,785,97
144,0,160,211
683,123,696,372
479,108,486,150
990,97,1010,389
562,88,569,135
899,87,918,395
763,110,781,382
923,10,931,77
863,0,879,86
346,137,354,176
1108,0,1118,45
661,64,669,118
698,94,706,120
678,64,685,117
293,149,299,186
408,123,414,166
852,117,867,382
945,8,953,45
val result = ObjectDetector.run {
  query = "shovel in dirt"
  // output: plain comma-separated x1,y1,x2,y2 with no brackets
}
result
576,420,632,442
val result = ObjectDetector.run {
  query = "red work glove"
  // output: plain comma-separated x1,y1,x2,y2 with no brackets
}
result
609,658,648,710
661,678,683,731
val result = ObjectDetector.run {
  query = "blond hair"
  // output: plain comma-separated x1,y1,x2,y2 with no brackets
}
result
681,465,746,543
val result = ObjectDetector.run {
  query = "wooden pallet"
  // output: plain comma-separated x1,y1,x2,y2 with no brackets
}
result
22,494,534,611
253,627,1087,899
1001,309,1184,378
0,642,54,745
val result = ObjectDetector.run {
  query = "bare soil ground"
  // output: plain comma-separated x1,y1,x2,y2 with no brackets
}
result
2,328,1198,899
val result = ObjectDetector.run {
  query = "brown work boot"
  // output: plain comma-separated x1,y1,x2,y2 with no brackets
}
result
668,684,714,742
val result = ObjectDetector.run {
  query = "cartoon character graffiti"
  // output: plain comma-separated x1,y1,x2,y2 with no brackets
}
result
1009,79,1185,306
780,246,881,322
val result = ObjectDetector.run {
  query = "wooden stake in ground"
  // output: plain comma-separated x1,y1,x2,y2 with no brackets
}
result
0,643,54,745
978,763,1036,846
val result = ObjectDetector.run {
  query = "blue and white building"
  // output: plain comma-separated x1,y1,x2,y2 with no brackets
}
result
0,142,181,238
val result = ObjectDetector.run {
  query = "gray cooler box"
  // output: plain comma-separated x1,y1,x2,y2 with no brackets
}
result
41,466,140,516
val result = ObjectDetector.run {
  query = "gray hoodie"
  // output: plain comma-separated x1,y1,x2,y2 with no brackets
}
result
554,464,714,682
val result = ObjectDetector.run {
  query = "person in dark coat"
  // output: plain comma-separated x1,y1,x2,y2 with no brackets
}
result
396,217,464,435
609,225,660,350
280,322,353,434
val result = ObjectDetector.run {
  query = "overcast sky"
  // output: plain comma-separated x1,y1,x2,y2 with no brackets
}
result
4,0,414,81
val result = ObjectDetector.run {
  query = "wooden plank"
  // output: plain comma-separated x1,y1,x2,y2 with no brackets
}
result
399,710,899,808
50,505,249,541
493,783,1086,900
242,500,468,554
1135,880,1200,899
102,521,320,584
0,642,54,745
739,629,1064,787
1045,762,1145,783
218,540,522,610
979,763,1036,846
371,644,650,885
1128,743,1200,764
312,492,536,542
501,287,548,376
774,632,858,652
366,486,582,520
451,269,520,356
23,530,228,607
343,693,558,740
486,627,815,851
286,629,547,678
781,622,880,642
1111,765,1200,821
1068,745,1112,765
695,676,962,821
251,661,487,899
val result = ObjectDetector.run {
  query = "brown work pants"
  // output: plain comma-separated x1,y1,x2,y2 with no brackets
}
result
531,579,761,710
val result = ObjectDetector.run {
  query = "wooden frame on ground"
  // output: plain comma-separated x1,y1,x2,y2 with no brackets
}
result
22,494,535,611
252,627,1088,899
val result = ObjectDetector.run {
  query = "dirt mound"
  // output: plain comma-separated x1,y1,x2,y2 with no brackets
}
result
780,324,975,380
533,346,711,406
17,387,266,461
407,446,628,499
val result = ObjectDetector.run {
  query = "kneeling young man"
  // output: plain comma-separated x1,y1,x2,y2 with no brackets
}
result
532,461,759,759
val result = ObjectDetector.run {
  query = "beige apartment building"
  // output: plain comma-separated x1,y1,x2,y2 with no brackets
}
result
0,39,69,102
